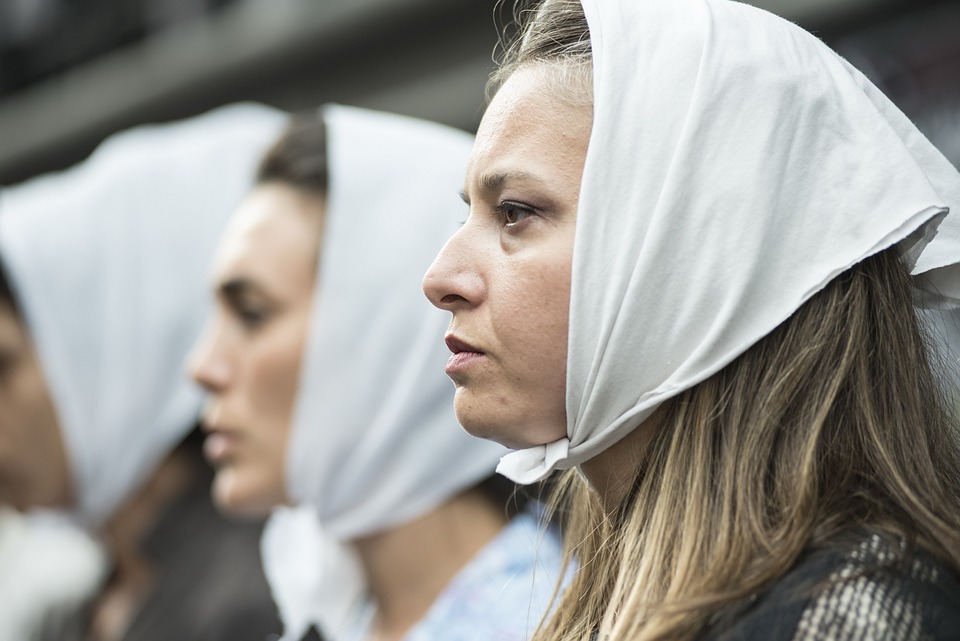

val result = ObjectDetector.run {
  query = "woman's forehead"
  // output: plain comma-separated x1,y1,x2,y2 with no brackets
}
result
467,67,592,192
212,185,322,292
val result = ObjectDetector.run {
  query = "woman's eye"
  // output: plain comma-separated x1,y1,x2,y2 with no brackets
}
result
230,303,270,330
496,201,535,227
240,309,267,328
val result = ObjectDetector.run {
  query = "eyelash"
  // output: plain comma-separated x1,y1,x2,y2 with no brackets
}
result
231,303,270,330
494,201,536,227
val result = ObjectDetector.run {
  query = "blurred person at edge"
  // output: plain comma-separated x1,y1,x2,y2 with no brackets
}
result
0,447,106,638
1,231,108,639
422,1,960,640
188,105,565,641
0,102,286,641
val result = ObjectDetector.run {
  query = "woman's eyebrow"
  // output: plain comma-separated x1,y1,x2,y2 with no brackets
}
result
217,277,266,303
469,170,543,198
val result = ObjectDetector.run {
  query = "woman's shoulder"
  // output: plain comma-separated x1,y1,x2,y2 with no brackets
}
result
706,531,960,641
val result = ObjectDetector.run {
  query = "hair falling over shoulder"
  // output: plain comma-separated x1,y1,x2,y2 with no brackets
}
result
501,5,960,641
540,249,960,641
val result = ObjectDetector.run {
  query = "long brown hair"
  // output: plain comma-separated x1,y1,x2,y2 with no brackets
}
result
497,3,960,640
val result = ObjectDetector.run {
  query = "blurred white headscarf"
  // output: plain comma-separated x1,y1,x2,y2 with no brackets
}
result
497,0,960,484
261,105,507,641
0,102,286,525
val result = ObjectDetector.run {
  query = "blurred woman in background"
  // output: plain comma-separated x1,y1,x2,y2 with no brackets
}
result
0,102,285,641
189,105,564,641
0,277,105,641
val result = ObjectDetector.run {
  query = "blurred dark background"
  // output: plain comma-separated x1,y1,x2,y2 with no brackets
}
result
0,0,957,186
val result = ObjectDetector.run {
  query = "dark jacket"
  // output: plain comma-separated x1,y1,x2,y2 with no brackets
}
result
704,531,960,641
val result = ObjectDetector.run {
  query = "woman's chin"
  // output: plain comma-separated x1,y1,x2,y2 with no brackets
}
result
454,390,566,450
210,469,280,520
457,414,561,451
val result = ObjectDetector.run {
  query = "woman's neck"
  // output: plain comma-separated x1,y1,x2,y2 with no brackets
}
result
579,403,670,513
352,487,507,641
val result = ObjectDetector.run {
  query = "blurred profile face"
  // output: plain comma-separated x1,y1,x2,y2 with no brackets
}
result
422,66,591,450
188,183,322,518
0,305,71,510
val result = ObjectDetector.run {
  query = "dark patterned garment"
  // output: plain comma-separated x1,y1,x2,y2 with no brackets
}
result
704,531,960,641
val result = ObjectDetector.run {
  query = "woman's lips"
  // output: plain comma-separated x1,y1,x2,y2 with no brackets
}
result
202,428,239,464
444,335,485,374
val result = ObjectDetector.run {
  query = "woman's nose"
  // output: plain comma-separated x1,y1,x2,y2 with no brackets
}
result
186,323,231,393
422,230,484,312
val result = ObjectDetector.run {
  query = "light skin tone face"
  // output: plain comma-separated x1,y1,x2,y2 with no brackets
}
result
0,304,70,510
422,66,592,450
188,182,322,518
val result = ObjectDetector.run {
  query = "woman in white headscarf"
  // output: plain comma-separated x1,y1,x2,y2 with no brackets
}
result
189,105,564,641
422,0,960,639
0,102,286,641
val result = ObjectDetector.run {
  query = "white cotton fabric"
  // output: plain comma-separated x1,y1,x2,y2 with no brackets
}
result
0,103,286,525
0,508,107,640
260,505,365,641
265,105,507,641
497,0,960,484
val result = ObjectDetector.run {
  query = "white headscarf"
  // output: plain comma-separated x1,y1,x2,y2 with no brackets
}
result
497,0,960,484
262,105,507,641
0,103,286,525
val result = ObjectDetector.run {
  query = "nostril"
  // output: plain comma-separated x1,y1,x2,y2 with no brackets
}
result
440,293,468,306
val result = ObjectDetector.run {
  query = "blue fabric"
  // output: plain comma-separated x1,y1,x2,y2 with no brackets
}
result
346,508,567,641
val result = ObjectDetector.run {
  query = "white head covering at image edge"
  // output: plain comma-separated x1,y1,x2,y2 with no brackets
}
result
497,0,960,484
0,509,107,639
261,105,508,641
0,103,287,525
